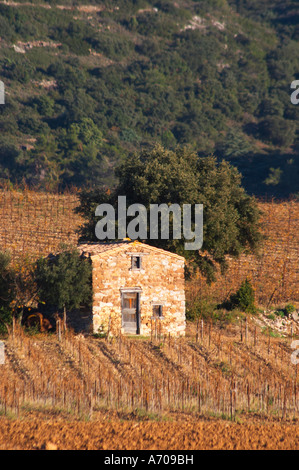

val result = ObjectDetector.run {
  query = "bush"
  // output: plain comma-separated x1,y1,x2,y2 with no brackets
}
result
34,247,92,314
274,304,296,318
284,304,296,316
274,310,285,318
227,278,256,314
186,297,215,321
212,308,243,327
259,116,296,147
0,306,12,336
267,313,276,321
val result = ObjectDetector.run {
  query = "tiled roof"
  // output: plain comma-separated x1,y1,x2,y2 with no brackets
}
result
78,240,133,256
77,240,185,260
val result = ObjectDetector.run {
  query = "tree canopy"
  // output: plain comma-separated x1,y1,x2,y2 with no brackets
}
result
34,247,92,313
76,146,263,281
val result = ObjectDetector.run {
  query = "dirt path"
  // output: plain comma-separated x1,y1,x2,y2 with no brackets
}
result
0,417,298,450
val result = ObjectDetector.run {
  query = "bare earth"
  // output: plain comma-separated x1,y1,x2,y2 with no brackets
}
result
0,415,298,450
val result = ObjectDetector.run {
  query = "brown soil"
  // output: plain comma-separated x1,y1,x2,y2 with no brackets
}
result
0,415,298,450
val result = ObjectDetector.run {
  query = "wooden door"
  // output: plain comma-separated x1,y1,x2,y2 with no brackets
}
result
121,291,140,334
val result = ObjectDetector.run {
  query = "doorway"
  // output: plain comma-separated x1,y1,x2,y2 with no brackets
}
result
121,291,140,334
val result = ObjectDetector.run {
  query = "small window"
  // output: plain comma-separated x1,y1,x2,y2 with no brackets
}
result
131,255,141,270
153,305,163,318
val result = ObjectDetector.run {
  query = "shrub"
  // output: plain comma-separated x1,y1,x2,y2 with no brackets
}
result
274,310,285,318
34,247,92,315
284,304,296,316
267,313,276,321
212,308,243,327
186,297,215,321
0,306,12,336
228,278,256,314
274,304,296,318
259,116,296,147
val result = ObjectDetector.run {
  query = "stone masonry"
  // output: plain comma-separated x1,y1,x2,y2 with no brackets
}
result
78,240,186,337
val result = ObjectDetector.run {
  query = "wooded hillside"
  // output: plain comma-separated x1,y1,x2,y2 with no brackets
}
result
0,0,299,198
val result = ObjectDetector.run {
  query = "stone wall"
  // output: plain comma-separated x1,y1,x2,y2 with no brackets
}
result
90,243,185,337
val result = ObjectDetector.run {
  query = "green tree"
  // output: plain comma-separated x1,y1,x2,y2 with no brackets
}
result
76,145,263,282
228,278,256,314
34,248,92,322
259,116,296,147
0,143,22,181
217,129,253,159
58,117,105,187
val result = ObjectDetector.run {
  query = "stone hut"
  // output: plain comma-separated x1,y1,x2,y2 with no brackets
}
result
78,240,186,337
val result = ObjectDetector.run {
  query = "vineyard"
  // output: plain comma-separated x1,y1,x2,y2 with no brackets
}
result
0,318,299,449
1,319,298,423
0,188,83,266
200,200,299,305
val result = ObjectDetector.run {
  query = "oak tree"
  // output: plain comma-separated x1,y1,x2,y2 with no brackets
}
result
76,146,263,281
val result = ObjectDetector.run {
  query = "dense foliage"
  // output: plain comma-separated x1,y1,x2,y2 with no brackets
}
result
226,278,257,314
34,248,92,313
0,0,298,197
76,146,263,281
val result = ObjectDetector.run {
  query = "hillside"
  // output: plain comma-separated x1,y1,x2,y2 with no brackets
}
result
0,189,298,305
0,0,299,197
